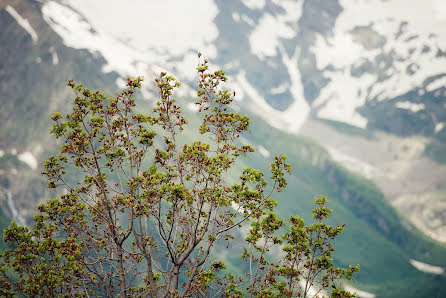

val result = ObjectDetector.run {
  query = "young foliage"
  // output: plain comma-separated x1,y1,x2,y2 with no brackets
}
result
0,55,358,297
241,196,360,297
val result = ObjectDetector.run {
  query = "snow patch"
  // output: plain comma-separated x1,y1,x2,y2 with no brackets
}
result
6,190,27,226
17,151,38,170
249,0,302,60
0,150,4,157
270,82,289,94
115,77,127,89
231,202,245,214
232,12,240,22
241,14,255,27
298,279,326,297
250,13,295,59
313,30,371,71
49,46,59,65
229,80,245,102
312,69,371,128
344,284,375,298
433,0,446,22
327,146,379,180
241,0,265,10
231,13,255,26
5,5,38,44
395,101,425,112
174,52,200,80
257,145,270,158
426,76,446,92
187,102,199,112
272,0,305,21
238,136,250,146
410,259,445,274
278,45,310,132
435,122,445,134
236,70,308,134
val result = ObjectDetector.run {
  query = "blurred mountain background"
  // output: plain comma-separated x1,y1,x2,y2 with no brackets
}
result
1,0,446,296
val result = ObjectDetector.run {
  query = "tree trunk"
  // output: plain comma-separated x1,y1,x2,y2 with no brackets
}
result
117,245,127,297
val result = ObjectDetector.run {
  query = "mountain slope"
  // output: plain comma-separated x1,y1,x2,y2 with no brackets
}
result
1,0,446,297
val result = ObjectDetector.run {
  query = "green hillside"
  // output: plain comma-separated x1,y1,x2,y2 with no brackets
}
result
235,112,446,297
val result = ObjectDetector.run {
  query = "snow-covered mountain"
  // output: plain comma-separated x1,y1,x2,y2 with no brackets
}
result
1,0,446,296
39,0,446,134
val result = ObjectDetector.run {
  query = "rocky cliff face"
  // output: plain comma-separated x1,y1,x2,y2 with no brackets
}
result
0,0,118,222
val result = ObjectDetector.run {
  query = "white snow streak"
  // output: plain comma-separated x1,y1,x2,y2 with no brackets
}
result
395,101,425,112
270,82,289,94
410,259,445,275
49,46,59,65
241,0,265,10
17,151,38,170
6,190,27,226
236,71,306,134
426,76,446,92
249,0,302,60
327,146,379,179
257,145,270,158
434,122,445,134
232,12,240,23
278,45,310,132
344,284,375,298
5,5,38,44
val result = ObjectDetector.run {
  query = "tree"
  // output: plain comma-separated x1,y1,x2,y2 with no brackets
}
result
0,55,358,297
